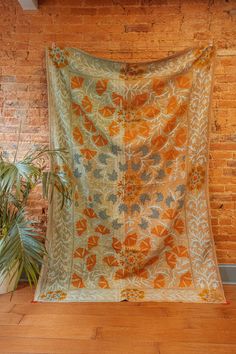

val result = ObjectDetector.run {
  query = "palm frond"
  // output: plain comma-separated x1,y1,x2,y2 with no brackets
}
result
0,159,41,197
0,144,72,289
42,171,72,208
0,210,46,287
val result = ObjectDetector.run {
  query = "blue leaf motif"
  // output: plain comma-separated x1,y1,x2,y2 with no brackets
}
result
107,194,117,204
108,170,118,181
151,153,161,164
119,162,128,171
176,184,186,195
149,208,160,219
94,193,102,203
98,153,110,164
139,218,149,229
112,219,123,229
178,199,184,209
165,195,174,207
140,193,151,204
157,169,165,179
156,192,164,202
94,169,102,178
139,145,149,155
99,209,109,219
131,162,141,171
85,162,92,172
73,168,82,178
111,144,122,155
119,203,128,213
141,171,151,182
74,153,81,164
131,204,141,213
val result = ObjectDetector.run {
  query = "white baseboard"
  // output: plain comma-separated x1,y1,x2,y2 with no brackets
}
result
219,264,236,285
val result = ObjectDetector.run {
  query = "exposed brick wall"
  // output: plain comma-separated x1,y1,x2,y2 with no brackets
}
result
0,0,236,263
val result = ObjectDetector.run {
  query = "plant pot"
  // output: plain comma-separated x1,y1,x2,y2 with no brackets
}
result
0,263,19,295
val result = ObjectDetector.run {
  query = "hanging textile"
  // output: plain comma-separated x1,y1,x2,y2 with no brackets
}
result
35,45,225,303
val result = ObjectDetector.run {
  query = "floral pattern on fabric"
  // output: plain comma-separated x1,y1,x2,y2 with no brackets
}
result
188,165,205,191
40,290,67,301
49,47,69,68
35,45,225,303
121,288,145,301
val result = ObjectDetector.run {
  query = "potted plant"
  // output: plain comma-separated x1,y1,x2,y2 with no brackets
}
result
0,146,71,294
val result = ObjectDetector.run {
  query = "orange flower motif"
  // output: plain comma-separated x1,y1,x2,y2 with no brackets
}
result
119,248,145,274
153,274,165,288
80,149,97,160
121,288,145,301
96,79,108,96
151,225,169,238
83,208,97,218
174,127,187,147
124,173,142,202
108,234,158,280
71,273,85,288
151,135,167,150
98,276,110,289
152,78,165,95
76,218,87,236
124,120,150,143
122,98,151,142
198,289,225,302
73,127,83,144
188,165,205,191
95,224,110,235
117,171,147,204
179,271,192,287
109,121,120,136
71,76,84,89
40,290,67,301
100,90,153,142
49,47,69,68
62,164,72,178
117,172,142,204
163,116,177,134
175,74,191,89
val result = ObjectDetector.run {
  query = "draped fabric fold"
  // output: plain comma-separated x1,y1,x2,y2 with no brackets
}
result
35,46,225,303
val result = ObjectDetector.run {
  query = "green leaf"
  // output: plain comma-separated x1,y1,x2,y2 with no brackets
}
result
0,144,72,288
0,210,46,287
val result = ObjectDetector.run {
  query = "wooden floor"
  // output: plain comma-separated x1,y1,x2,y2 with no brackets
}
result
0,284,235,354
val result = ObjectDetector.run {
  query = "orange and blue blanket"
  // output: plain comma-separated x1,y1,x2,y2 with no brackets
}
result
35,45,225,303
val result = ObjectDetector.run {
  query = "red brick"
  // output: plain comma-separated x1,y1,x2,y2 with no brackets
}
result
124,23,151,32
223,169,236,177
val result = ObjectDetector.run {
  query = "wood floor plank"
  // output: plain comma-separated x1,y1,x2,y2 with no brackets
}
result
19,313,189,328
0,292,12,303
0,325,96,341
98,326,236,345
11,302,236,319
159,342,236,354
19,312,236,330
0,313,23,325
0,324,235,345
0,337,160,354
0,303,15,313
11,288,35,304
